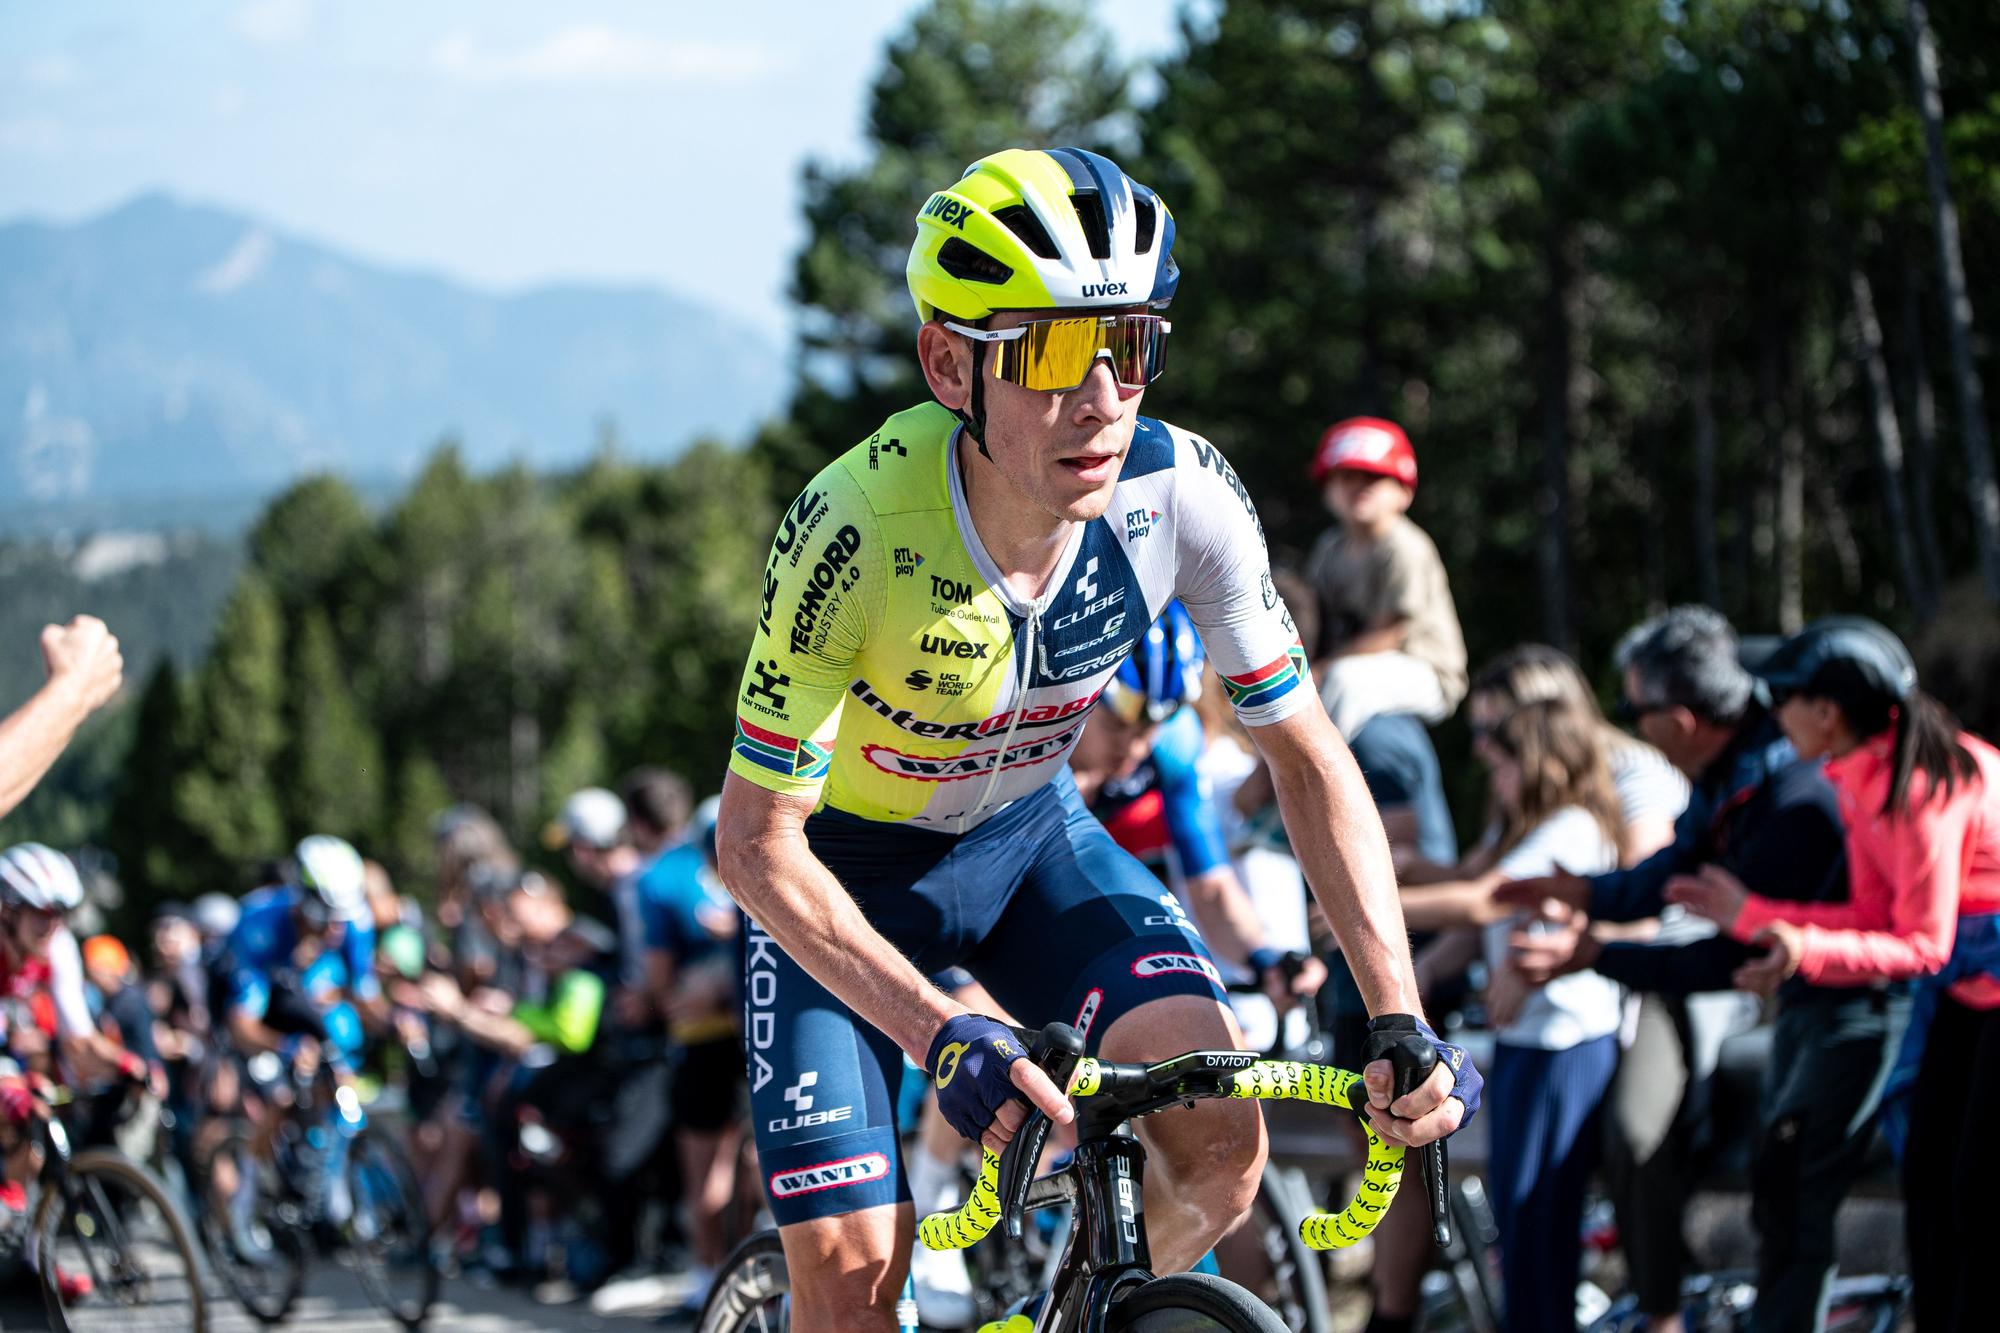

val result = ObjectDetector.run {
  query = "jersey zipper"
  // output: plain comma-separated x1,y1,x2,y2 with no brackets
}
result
967,605,1039,829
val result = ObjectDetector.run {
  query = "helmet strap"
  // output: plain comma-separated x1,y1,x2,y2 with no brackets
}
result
956,340,992,461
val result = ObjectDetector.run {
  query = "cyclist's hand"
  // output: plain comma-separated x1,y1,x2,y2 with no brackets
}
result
1361,1013,1480,1146
1490,865,1590,917
1665,864,1749,931
927,1013,1071,1154
1733,922,1802,997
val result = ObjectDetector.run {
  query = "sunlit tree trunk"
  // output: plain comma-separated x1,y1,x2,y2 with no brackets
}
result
1909,0,2000,601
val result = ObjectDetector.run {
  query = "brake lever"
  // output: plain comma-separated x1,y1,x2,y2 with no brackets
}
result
1364,1022,1451,1248
997,1022,1085,1241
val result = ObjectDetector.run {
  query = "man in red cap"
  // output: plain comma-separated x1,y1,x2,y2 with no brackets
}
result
1304,417,1466,737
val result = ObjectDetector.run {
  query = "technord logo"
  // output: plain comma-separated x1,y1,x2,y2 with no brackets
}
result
768,1152,891,1199
1130,952,1222,985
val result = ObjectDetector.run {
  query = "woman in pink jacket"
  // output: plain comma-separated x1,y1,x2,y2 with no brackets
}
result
1672,617,1999,1331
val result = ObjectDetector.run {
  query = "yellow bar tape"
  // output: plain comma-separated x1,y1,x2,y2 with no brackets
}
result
914,1058,1405,1254
917,1146,1003,1251
1228,1060,1405,1250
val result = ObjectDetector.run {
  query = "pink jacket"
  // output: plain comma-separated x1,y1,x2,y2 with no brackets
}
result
1732,730,2000,1008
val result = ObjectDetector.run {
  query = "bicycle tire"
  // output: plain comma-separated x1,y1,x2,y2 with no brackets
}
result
1106,1272,1289,1331
1232,1164,1330,1333
193,1125,307,1325
697,1228,790,1333
34,1148,209,1332
343,1126,440,1330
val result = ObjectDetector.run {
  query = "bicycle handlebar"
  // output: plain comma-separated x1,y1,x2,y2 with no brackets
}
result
916,1050,1404,1255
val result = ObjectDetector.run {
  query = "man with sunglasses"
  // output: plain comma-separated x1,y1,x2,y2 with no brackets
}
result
718,146,1477,1331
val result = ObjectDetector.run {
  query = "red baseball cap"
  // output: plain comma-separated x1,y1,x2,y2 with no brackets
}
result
1310,417,1418,489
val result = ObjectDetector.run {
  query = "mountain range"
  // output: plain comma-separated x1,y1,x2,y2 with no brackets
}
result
0,193,787,532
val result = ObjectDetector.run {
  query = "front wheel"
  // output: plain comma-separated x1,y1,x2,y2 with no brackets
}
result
1106,1272,1289,1332
343,1127,439,1330
35,1148,209,1332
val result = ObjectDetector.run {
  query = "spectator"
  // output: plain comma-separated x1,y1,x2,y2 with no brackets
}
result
620,767,693,858
1304,418,1467,736
0,616,123,820
1503,606,1895,1333
1400,698,1626,1333
1668,616,2000,1330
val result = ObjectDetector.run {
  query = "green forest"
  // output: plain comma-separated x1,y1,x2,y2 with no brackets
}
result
9,0,2000,925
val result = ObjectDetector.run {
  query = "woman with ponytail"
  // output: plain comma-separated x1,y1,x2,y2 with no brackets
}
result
1671,616,2000,1330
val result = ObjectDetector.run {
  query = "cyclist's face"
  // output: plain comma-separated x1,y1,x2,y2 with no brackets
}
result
1075,707,1161,781
930,308,1146,524
10,907,61,956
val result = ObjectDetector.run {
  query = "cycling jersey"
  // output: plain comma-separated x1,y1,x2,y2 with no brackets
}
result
729,403,1310,832
0,925,93,1048
223,885,381,1022
1091,708,1229,879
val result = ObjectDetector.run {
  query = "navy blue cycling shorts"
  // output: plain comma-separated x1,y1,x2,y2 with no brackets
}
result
741,769,1229,1227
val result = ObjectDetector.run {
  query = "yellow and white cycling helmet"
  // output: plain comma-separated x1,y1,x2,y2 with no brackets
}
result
907,146,1179,324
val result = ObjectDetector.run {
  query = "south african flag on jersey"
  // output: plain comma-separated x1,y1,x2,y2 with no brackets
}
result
734,718,832,780
1221,643,1309,713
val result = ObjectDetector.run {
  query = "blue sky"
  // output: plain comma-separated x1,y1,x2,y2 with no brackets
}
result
1,1,1184,341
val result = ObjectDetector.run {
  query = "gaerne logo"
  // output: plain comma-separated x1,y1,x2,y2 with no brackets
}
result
769,1152,891,1199
1131,952,1223,985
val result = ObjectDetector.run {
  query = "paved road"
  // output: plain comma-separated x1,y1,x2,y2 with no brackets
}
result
0,1262,694,1331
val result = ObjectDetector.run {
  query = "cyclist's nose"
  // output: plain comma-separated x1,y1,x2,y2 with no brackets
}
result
1069,357,1131,422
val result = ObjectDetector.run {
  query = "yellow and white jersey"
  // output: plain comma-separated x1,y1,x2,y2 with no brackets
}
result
730,401,1309,832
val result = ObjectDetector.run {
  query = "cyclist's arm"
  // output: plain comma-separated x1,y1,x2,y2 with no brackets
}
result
1249,709,1420,1016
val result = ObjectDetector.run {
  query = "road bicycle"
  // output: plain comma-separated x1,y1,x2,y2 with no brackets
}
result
196,1049,438,1328
6,1084,208,1331
701,1017,1449,1331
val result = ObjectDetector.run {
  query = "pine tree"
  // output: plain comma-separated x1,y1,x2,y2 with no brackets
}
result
173,572,287,887
284,607,385,845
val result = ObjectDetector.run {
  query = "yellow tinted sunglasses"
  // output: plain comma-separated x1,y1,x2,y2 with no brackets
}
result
944,313,1172,393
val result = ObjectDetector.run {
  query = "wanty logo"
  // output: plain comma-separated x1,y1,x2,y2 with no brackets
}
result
861,724,1083,782
1130,952,1222,985
768,1152,891,1199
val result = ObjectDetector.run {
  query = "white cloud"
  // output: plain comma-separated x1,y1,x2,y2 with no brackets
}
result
234,0,313,48
432,25,786,86
23,55,80,89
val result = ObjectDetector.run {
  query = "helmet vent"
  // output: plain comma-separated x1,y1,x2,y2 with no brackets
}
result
993,205,1060,260
1131,196,1157,255
1069,192,1112,260
937,237,1014,286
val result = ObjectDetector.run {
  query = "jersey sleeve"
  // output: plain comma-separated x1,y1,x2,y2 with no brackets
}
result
343,919,382,1003
728,464,880,801
1171,432,1312,727
47,927,94,1040
1154,713,1231,878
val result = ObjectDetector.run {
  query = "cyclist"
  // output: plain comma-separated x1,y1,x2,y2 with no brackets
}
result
1070,602,1327,1009
218,835,385,1142
0,843,147,1090
717,146,1479,1331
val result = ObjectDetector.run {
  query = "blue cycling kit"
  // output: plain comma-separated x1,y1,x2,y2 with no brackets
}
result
1090,710,1230,881
743,769,1229,1226
224,885,379,1058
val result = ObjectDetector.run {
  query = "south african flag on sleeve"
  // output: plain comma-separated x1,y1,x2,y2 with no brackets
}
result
734,717,832,780
1221,643,1309,713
